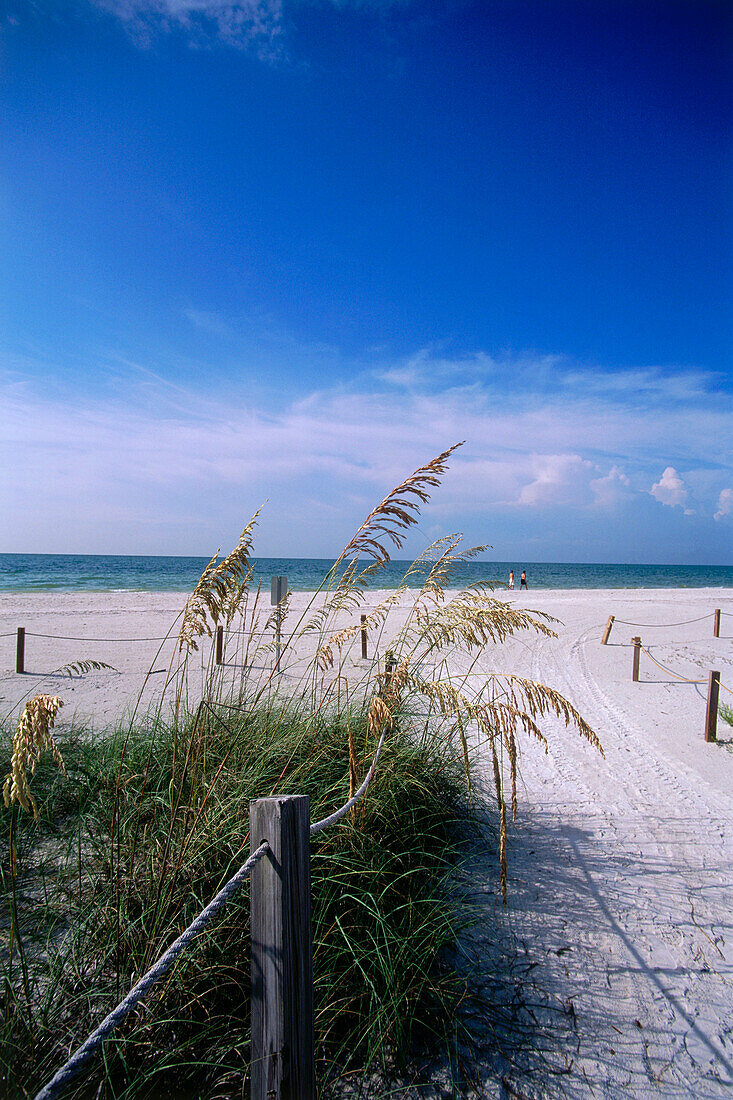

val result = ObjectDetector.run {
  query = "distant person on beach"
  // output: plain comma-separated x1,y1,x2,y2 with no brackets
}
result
509,569,514,590
520,569,527,589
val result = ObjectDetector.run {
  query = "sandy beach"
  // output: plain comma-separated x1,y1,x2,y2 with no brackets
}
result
1,586,732,1096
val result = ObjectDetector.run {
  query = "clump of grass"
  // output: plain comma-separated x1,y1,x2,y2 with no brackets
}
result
719,701,733,728
0,704,472,1097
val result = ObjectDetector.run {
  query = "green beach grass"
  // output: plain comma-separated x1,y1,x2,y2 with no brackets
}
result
1,703,479,1098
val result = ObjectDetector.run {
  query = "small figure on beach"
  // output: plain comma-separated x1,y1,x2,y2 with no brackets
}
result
509,569,514,590
520,569,527,589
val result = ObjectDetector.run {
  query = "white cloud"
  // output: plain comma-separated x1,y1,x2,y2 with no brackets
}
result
589,465,631,508
516,454,594,508
95,0,285,55
714,488,733,521
650,466,689,509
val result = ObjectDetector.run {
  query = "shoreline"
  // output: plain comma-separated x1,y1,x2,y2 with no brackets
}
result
2,554,731,597
0,582,732,600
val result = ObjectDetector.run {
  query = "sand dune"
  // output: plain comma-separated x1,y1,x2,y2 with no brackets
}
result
1,587,732,1096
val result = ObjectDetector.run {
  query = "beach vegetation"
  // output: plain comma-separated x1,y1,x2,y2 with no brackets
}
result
0,442,600,1097
719,701,733,728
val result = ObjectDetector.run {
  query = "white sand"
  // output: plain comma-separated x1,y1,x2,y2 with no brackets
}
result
1,587,732,1096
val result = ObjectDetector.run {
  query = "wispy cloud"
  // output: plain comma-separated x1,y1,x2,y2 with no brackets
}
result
94,0,286,57
91,0,409,55
2,344,732,556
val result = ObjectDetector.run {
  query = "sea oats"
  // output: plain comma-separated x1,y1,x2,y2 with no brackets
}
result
491,739,508,905
179,510,260,652
3,695,66,819
334,442,465,567
54,660,118,677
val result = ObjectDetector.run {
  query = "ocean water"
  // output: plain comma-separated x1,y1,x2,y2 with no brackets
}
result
0,554,731,593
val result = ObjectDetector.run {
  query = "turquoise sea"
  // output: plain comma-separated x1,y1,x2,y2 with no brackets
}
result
0,555,731,593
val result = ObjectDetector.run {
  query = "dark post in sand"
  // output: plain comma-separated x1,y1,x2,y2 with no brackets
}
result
705,671,720,743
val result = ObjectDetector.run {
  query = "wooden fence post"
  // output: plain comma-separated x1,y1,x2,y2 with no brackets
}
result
215,625,224,666
705,671,720,743
16,627,25,674
250,795,314,1100
713,609,721,638
601,615,614,644
631,637,641,682
361,614,367,660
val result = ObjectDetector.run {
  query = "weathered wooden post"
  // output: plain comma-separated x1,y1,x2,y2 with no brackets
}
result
360,614,367,660
15,627,25,674
271,576,287,672
713,609,721,638
631,636,641,682
215,625,224,666
705,671,720,743
250,795,314,1100
601,615,615,644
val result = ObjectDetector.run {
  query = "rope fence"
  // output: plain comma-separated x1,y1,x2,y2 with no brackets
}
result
613,613,713,628
601,608,722,644
613,633,731,743
6,615,379,676
32,682,392,1100
25,632,170,642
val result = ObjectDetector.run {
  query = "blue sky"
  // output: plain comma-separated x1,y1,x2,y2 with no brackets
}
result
1,0,731,563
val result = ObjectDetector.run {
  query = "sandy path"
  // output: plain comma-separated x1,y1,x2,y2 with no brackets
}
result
1,588,732,1096
460,590,733,1098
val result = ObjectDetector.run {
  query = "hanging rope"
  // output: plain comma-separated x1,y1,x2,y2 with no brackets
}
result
639,645,706,684
34,842,270,1100
25,632,170,642
614,613,713,628
310,725,388,834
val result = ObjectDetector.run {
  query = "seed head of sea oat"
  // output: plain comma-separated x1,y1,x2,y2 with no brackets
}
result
3,695,66,819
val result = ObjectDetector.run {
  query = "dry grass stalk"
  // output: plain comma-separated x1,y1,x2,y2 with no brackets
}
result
316,585,407,671
334,442,465,567
303,558,385,655
3,695,66,819
348,721,358,803
410,536,485,622
507,726,517,821
491,740,508,904
55,660,118,677
178,511,260,652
